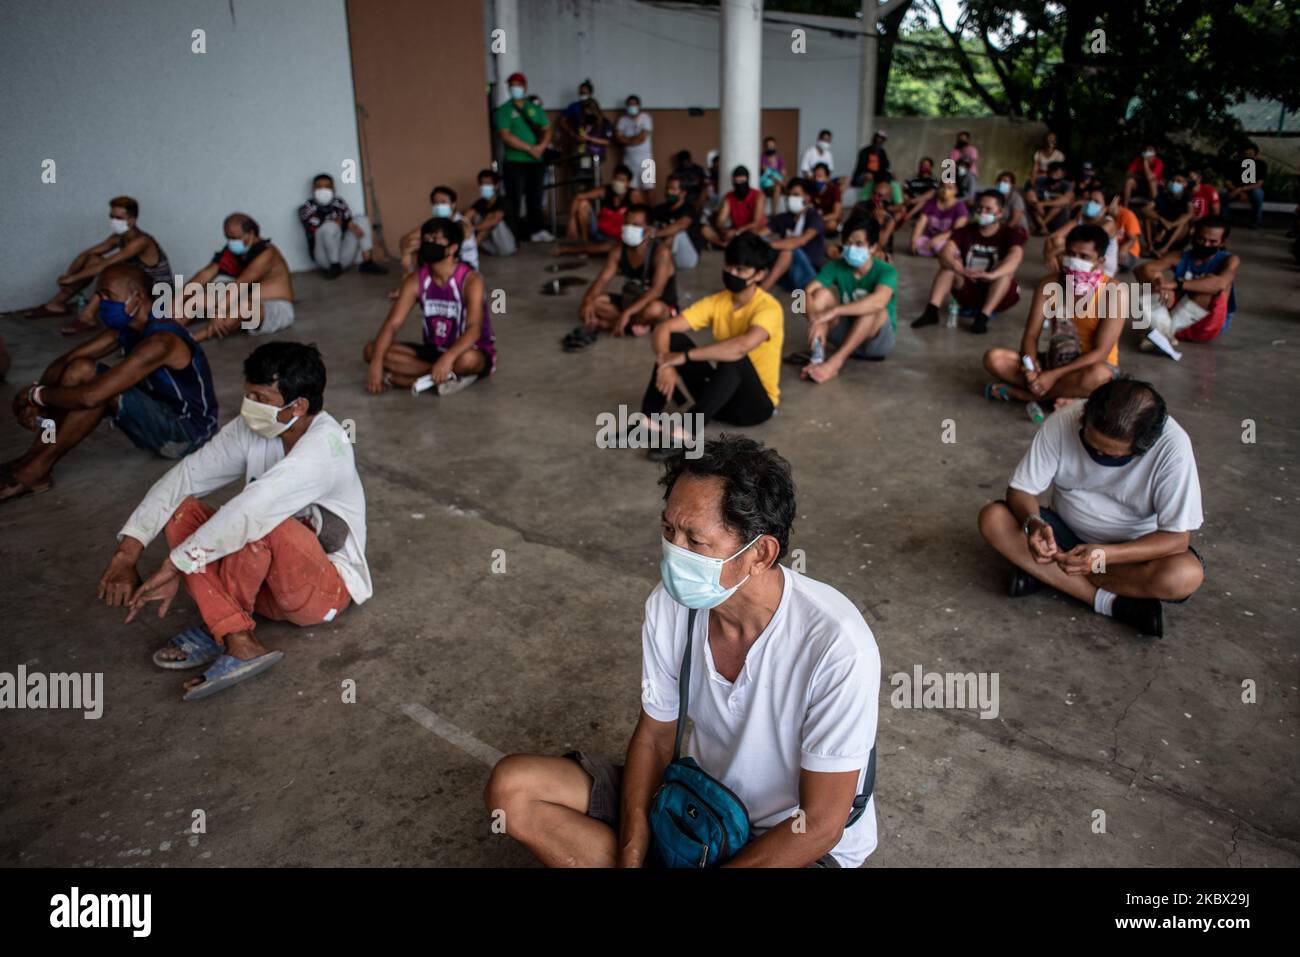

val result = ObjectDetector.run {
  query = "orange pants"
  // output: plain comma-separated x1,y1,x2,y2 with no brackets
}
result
164,496,351,643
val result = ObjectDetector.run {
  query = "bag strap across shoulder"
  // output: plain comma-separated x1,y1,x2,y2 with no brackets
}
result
672,604,875,826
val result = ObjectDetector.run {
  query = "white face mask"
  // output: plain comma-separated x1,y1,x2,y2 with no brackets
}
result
1060,255,1097,273
611,180,628,196
621,224,645,246
109,218,130,235
314,187,334,205
240,395,299,439
786,195,806,214
818,139,831,149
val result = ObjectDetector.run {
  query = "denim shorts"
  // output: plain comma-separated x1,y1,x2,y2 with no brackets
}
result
114,385,203,459
564,749,840,867
1039,506,1205,603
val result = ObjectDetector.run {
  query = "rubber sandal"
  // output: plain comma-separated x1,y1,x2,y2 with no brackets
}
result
984,382,1012,402
25,305,69,319
61,317,100,337
0,463,53,504
784,351,813,366
182,651,284,701
153,626,221,670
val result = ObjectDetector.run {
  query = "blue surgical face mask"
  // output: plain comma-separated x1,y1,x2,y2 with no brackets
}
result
659,535,761,610
432,202,453,219
1079,429,1136,467
509,85,526,100
843,244,871,269
479,184,495,199
996,181,1011,195
1169,182,1184,196
627,104,640,116
228,238,248,255
1084,200,1103,218
98,294,136,330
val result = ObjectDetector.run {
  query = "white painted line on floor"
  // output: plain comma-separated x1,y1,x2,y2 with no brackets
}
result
401,703,503,767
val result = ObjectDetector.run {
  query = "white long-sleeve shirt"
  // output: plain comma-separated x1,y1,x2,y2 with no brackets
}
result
118,412,372,604
800,143,835,178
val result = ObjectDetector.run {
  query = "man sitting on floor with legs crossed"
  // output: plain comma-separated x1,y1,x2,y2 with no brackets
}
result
364,218,495,396
3,263,217,504
639,233,784,462
793,217,897,384
977,377,1204,639
100,342,371,701
485,434,880,868
564,204,678,352
983,223,1126,412
913,189,1025,334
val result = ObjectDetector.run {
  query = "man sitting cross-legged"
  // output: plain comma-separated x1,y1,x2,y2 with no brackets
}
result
912,189,1025,334
977,378,1204,639
983,224,1125,413
27,195,175,337
364,218,496,396
563,204,678,352
99,342,371,701
180,213,296,342
793,217,897,384
3,264,217,504
485,434,881,868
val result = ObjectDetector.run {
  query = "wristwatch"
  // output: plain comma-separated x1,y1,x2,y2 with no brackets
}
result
1022,514,1046,536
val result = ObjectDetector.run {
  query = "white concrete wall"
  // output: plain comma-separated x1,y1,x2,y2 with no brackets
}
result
0,0,363,311
503,0,865,172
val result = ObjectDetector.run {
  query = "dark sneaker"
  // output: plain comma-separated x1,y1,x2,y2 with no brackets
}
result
911,307,939,328
1113,596,1163,638
358,260,389,275
1008,567,1043,598
970,313,989,334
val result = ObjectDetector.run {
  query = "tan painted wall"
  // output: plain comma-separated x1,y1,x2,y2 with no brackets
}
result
346,0,490,255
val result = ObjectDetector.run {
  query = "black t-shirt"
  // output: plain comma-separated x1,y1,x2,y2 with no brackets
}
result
768,207,826,269
1228,159,1267,188
905,175,938,198
1155,191,1190,219
653,200,700,249
471,195,504,220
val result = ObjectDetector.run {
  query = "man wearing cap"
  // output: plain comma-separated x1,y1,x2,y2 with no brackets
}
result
493,72,555,243
850,132,891,192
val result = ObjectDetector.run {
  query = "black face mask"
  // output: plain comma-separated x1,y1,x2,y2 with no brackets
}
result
722,270,751,294
764,148,776,156
419,241,448,265
1190,242,1220,260
1079,429,1136,468
732,181,750,198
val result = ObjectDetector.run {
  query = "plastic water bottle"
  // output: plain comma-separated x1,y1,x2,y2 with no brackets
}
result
946,298,959,328
1026,401,1045,423
811,336,825,364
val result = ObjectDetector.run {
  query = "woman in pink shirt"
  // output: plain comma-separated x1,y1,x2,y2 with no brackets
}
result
950,131,979,178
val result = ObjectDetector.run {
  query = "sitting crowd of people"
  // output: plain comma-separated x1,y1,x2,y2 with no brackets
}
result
11,72,1281,868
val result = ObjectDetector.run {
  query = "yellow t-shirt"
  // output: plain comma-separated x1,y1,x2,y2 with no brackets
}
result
1074,276,1121,367
681,288,785,406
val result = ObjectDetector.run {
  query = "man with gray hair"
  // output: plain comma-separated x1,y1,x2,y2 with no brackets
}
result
485,434,881,868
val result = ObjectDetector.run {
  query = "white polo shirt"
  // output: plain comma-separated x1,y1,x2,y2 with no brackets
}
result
640,564,880,867
1009,401,1203,544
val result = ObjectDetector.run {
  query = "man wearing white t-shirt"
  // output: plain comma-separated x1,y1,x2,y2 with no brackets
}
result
486,434,881,867
616,95,654,192
800,130,835,178
978,378,1204,638
97,342,371,700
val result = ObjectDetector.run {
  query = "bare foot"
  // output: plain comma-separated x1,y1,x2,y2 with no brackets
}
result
1054,396,1078,411
802,362,840,384
630,324,650,337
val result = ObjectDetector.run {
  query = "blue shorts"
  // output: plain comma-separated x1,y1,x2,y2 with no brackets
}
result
113,385,203,459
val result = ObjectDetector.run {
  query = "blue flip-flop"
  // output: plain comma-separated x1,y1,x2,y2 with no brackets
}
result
153,626,221,670
182,651,284,701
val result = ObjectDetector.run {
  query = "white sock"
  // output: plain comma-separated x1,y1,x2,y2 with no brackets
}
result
1093,588,1117,617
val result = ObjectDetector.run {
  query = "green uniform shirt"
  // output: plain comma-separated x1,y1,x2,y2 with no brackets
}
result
815,257,899,331
494,99,549,164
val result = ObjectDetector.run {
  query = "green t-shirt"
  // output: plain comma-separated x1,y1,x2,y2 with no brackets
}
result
815,257,899,331
494,99,549,164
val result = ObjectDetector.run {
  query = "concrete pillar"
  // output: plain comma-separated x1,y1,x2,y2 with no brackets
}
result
857,0,907,154
720,0,764,202
492,0,521,106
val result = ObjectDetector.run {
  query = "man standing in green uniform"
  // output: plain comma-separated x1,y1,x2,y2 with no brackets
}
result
494,71,555,243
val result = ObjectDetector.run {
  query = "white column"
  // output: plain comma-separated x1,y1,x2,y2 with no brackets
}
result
857,0,908,154
492,0,521,106
719,0,764,198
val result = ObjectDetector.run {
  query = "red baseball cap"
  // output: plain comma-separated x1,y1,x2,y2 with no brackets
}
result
507,72,527,86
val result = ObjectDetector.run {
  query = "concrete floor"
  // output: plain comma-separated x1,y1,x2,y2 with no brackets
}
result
1,225,1297,868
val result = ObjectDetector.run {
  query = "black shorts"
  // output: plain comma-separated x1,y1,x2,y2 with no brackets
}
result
402,340,444,363
1038,505,1206,604
563,750,840,867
